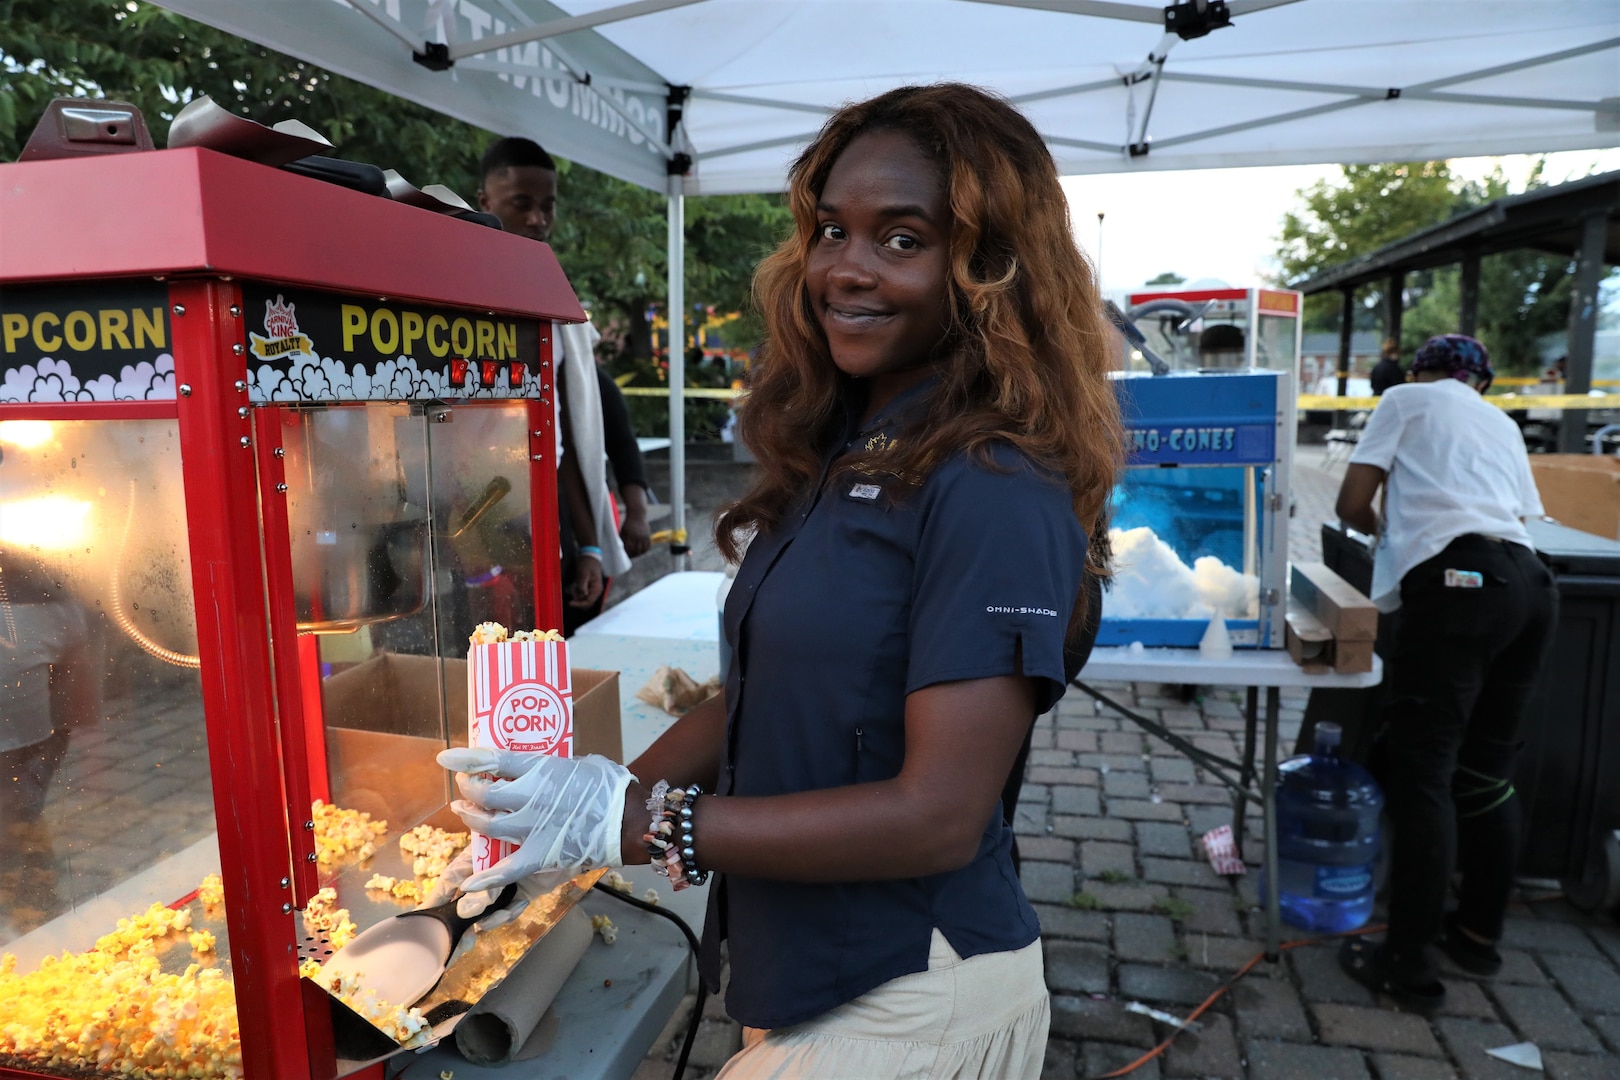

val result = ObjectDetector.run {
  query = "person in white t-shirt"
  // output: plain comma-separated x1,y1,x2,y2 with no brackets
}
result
1333,334,1557,1013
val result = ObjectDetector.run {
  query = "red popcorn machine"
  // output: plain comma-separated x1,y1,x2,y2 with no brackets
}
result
0,100,584,1079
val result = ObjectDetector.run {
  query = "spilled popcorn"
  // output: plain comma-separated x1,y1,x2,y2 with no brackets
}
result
197,873,225,908
312,799,389,867
189,929,217,954
311,968,431,1049
398,823,470,902
589,914,617,945
302,887,358,952
0,900,243,1078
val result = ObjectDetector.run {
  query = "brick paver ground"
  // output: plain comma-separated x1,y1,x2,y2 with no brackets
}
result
636,683,1620,1078
634,441,1620,1079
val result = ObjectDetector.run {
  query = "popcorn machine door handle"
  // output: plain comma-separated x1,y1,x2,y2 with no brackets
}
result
317,882,519,1009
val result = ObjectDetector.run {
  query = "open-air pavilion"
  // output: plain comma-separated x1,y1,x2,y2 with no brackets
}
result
1296,169,1620,451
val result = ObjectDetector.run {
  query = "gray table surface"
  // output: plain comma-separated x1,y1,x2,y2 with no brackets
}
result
394,628,721,1080
393,863,703,1080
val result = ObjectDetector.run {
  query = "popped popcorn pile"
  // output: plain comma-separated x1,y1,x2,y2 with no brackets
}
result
302,887,358,952
196,874,225,908
312,799,389,867
398,824,469,892
310,968,431,1049
469,621,507,645
0,901,243,1078
467,622,563,645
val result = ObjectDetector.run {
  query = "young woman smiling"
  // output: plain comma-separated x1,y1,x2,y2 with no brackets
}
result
440,83,1123,1078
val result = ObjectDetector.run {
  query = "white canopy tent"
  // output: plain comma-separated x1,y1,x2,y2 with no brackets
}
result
150,0,1620,558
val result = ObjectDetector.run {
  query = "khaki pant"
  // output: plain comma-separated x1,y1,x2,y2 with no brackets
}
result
715,931,1048,1080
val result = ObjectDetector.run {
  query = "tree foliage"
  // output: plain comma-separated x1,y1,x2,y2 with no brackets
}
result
0,0,790,371
1273,160,1581,374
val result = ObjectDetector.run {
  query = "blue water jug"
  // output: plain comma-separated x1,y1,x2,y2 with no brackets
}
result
1271,722,1383,933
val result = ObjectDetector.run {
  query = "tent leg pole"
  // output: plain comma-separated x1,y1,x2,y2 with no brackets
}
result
1558,211,1605,454
668,183,688,569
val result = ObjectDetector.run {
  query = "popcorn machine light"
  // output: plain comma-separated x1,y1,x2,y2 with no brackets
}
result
0,109,582,1079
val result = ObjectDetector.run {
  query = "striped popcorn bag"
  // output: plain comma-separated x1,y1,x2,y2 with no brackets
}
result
467,632,574,875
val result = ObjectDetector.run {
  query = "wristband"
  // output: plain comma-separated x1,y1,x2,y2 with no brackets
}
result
577,545,603,562
643,781,709,890
464,564,503,587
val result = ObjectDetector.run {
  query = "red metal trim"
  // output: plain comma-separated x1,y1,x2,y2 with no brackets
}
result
253,407,321,904
0,400,175,420
1,149,584,323
0,1065,72,1079
171,279,312,1080
530,330,563,633
1128,288,1249,304
298,634,331,805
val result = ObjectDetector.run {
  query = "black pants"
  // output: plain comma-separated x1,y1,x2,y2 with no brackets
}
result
1382,535,1557,976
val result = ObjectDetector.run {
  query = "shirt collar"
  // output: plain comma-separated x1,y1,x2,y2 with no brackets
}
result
851,371,942,438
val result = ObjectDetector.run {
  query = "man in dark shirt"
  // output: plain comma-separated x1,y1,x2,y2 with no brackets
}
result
1370,339,1406,396
477,137,653,632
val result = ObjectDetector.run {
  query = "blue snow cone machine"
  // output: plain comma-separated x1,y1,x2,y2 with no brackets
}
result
1103,368,1295,649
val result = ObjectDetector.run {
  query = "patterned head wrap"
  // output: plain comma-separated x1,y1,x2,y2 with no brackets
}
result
1410,334,1493,393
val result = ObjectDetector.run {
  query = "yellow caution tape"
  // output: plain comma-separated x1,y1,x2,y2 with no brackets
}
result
1491,377,1620,388
620,386,744,400
1298,394,1620,412
648,528,689,545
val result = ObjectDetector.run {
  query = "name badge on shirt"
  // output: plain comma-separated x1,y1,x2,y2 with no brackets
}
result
848,482,882,501
1444,569,1484,588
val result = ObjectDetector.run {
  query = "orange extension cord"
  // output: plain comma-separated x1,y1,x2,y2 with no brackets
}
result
1090,923,1388,1078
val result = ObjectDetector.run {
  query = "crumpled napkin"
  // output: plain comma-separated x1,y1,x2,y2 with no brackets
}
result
635,665,721,716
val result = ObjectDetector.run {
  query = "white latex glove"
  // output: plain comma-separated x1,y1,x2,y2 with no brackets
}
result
420,846,574,931
437,747,634,893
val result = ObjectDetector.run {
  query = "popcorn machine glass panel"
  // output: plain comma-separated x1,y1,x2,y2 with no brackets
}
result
428,402,538,662
1256,312,1300,375
2,418,236,1077
283,402,541,894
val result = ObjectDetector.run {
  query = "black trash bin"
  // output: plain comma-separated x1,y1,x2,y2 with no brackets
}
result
1516,518,1620,911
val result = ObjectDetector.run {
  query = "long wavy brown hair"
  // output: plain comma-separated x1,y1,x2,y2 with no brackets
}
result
716,83,1124,622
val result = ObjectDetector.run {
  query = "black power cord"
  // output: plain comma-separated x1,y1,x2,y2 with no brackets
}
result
592,882,708,1080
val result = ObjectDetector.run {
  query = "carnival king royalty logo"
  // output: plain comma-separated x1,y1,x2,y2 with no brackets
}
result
248,294,314,360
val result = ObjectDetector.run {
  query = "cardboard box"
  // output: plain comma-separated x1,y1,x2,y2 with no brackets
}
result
1530,455,1620,541
319,653,621,829
1290,562,1378,641
1283,600,1373,675
1283,601,1332,674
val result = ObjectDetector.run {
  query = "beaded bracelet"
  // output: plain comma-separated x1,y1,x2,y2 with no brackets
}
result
643,780,710,890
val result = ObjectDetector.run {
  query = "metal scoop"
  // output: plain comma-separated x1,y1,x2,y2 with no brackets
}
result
316,883,518,1009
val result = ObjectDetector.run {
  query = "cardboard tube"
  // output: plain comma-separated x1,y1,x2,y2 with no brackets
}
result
453,906,592,1066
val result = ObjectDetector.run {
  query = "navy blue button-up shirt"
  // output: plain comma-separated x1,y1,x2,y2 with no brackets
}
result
700,378,1088,1029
